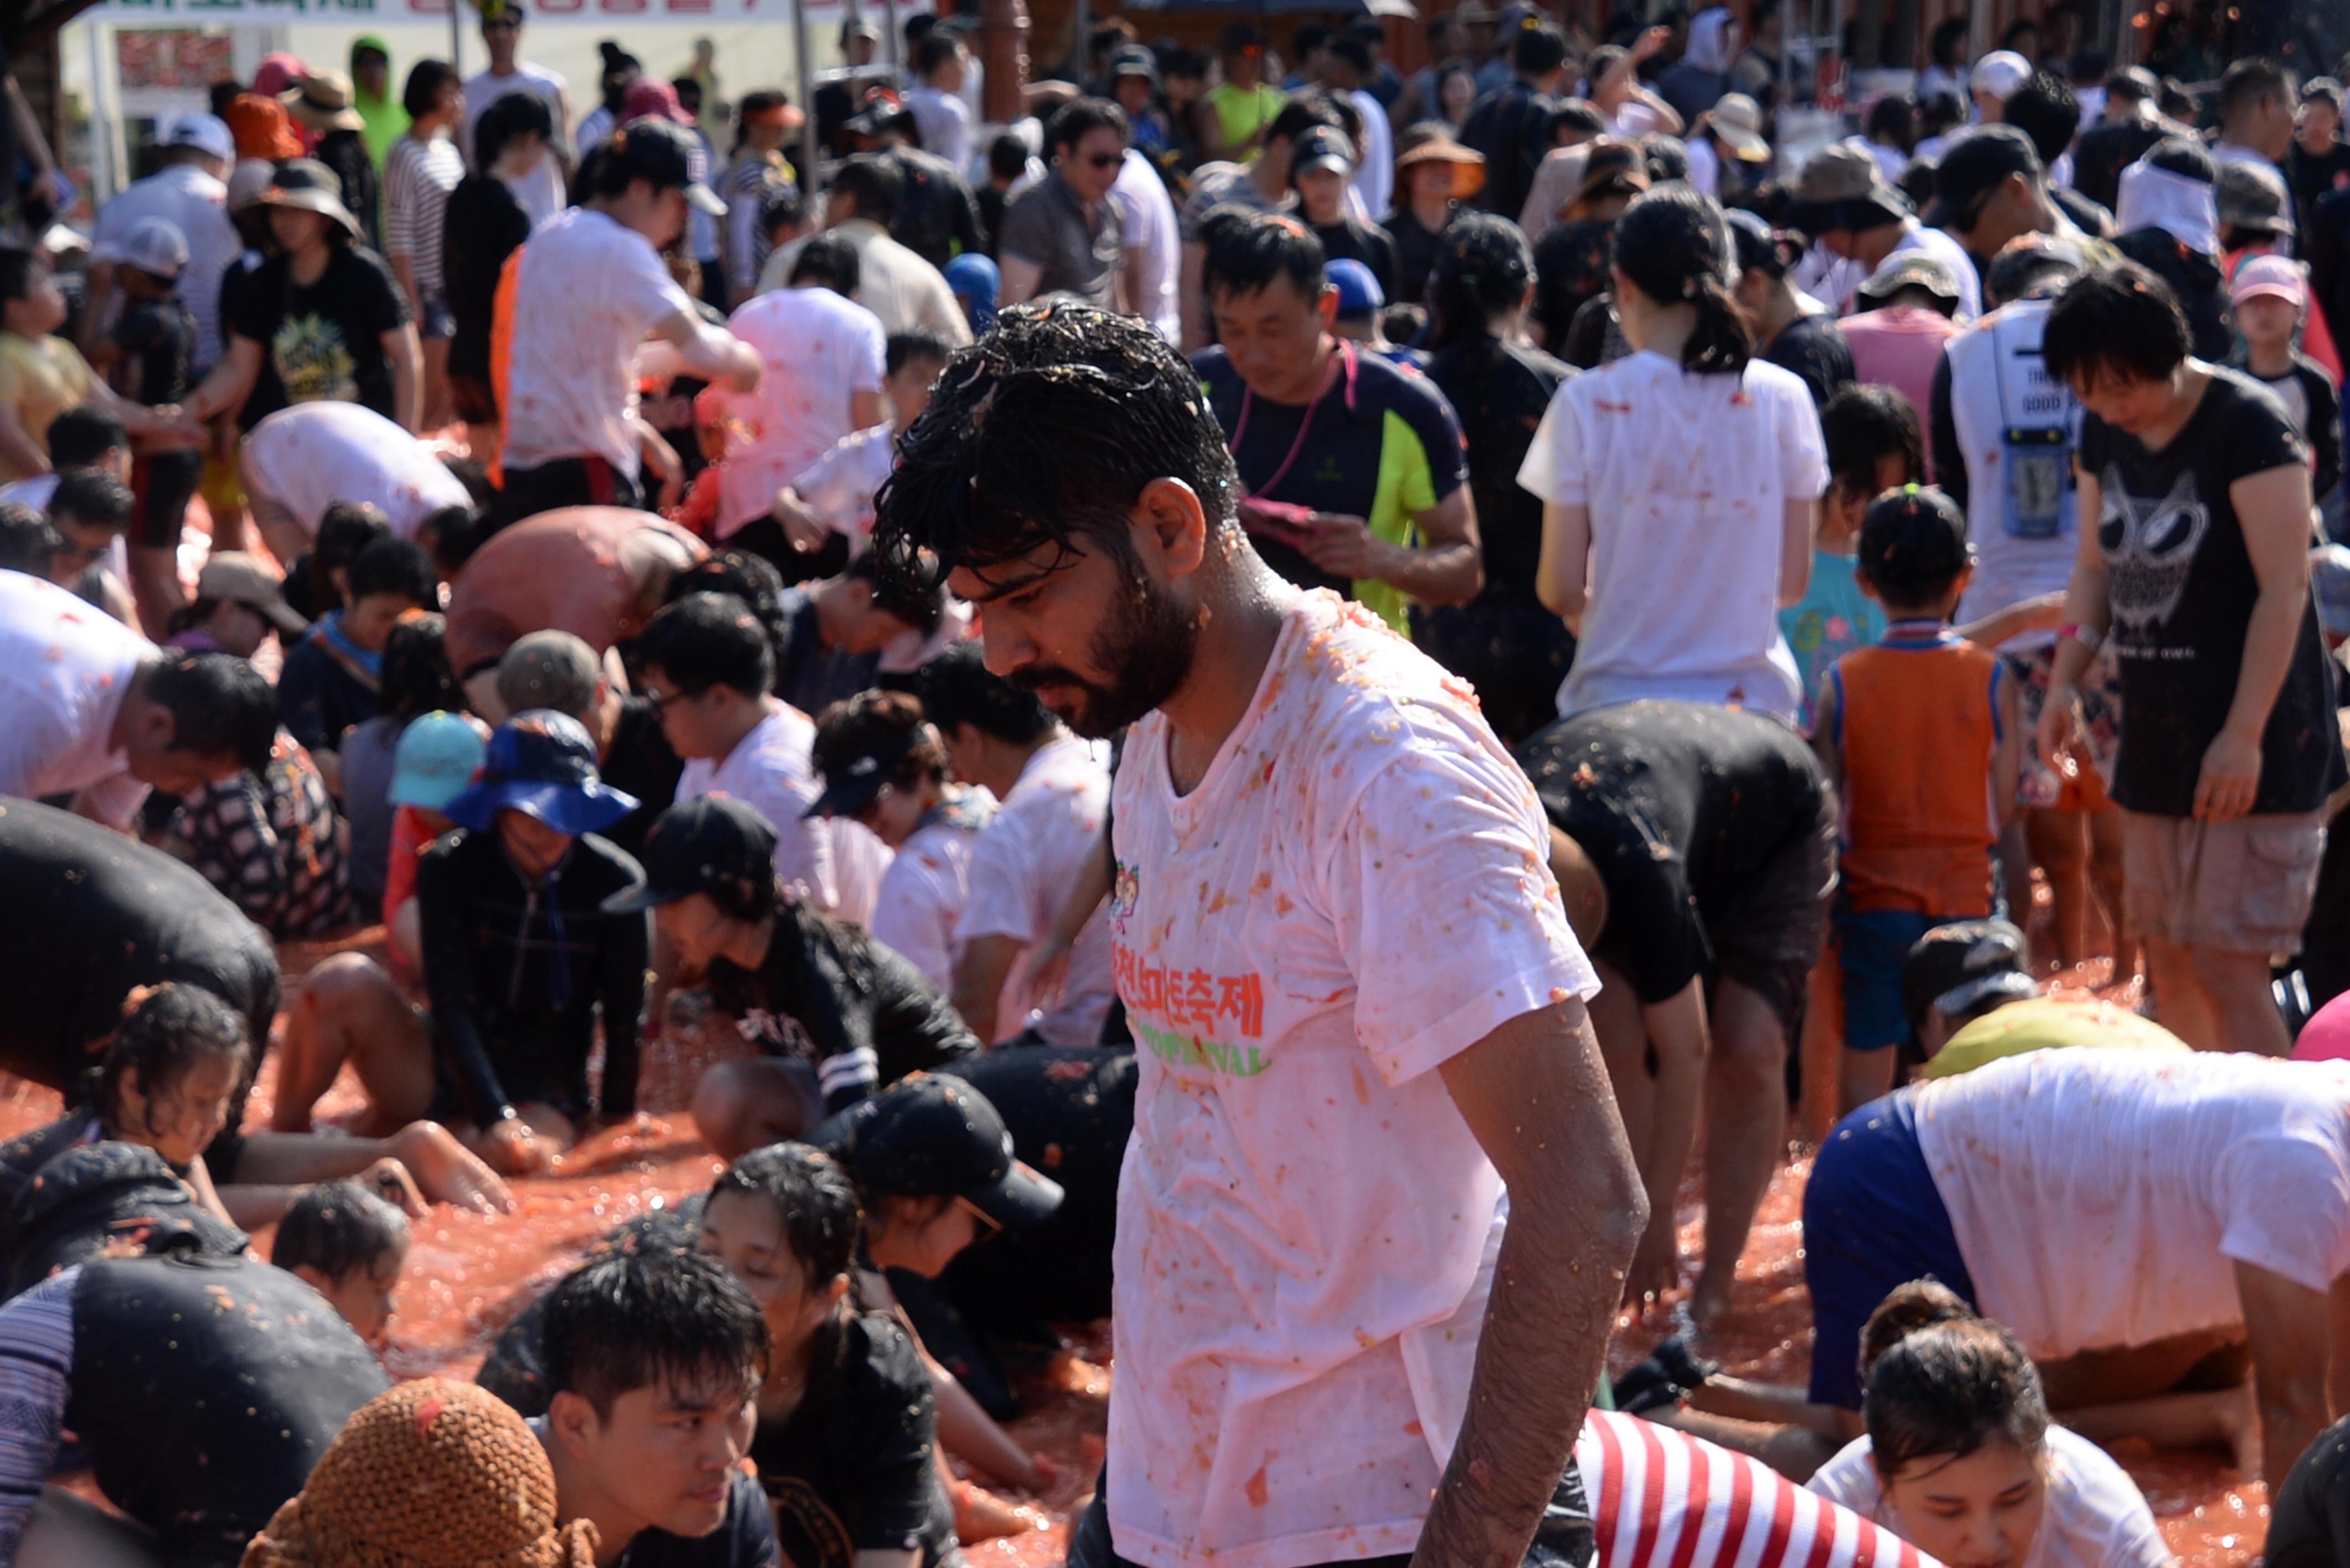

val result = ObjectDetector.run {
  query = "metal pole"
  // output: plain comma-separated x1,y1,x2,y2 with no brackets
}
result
86,19,117,203
881,0,901,76
450,0,463,78
795,0,820,189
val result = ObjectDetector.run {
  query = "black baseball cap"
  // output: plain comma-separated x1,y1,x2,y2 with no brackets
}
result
1857,484,1970,587
822,1075,1064,1229
1922,124,2042,229
601,795,776,912
610,116,726,214
1900,919,2037,1039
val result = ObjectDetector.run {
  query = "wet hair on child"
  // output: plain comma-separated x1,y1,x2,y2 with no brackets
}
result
47,406,128,468
1820,384,1925,503
347,537,440,610
707,1142,864,1286
317,503,394,580
86,983,255,1141
380,612,463,721
272,1180,410,1284
1611,185,1751,376
1866,1313,2050,1479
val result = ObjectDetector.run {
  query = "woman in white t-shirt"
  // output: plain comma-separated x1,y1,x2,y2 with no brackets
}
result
1808,1283,2173,1568
1520,184,1827,721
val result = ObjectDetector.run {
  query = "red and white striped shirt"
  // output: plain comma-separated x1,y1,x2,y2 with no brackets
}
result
1579,1414,1943,1568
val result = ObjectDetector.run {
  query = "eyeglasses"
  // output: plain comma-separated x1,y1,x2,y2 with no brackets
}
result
1084,151,1124,168
955,1195,1004,1239
640,683,697,714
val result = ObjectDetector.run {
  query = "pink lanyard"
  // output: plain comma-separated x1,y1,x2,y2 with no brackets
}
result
1229,338,1359,501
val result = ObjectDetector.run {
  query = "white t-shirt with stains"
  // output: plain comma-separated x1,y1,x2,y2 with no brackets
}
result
1518,349,1827,723
241,403,472,541
1915,1049,2350,1359
1103,591,1599,1568
1808,1426,2168,1568
0,572,154,827
954,733,1115,1045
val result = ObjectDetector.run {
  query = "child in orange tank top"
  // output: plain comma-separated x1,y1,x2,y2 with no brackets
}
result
1815,486,2021,1112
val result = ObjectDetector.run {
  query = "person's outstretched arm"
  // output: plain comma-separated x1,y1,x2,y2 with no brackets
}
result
1416,998,1646,1568
652,306,763,391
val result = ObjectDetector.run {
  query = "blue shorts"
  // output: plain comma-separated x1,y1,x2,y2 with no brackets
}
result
1802,1089,1978,1409
1834,908,1952,1052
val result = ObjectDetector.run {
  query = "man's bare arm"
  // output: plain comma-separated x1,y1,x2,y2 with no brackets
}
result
1418,997,1646,1568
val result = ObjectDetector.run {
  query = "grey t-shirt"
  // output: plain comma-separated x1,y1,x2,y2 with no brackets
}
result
996,172,1122,307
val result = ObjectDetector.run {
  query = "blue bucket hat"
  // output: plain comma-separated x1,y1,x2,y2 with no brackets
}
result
388,710,487,812
442,710,638,837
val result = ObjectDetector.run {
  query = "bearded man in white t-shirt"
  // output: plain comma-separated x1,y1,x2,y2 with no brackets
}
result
873,302,1645,1568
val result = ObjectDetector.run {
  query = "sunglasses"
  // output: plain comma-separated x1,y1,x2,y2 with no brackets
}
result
1082,151,1123,168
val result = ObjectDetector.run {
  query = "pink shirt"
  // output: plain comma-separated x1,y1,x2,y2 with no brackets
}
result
1841,306,1963,478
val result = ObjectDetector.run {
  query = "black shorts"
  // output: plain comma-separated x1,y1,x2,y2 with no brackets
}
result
1710,784,1838,1041
131,449,204,550
494,455,646,527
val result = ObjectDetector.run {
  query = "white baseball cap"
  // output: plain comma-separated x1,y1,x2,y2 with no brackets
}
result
1970,50,2032,102
120,215,189,280
162,110,235,163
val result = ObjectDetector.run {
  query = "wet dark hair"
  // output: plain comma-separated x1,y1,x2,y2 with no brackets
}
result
2218,56,2295,125
2042,259,2191,391
539,1247,770,1419
318,502,394,577
272,1179,409,1283
1426,211,1534,353
734,89,793,152
1919,89,1966,135
1858,1278,1976,1381
887,328,955,379
1865,93,1918,152
1548,98,1609,143
418,502,486,574
50,469,135,533
0,498,59,574
47,406,128,468
145,650,278,774
913,29,963,76
90,983,254,1140
1612,185,1750,376
1928,16,1970,65
1726,208,1807,281
760,189,807,238
813,687,953,795
476,86,554,168
843,548,943,636
1264,93,1345,152
707,1142,863,1285
1047,96,1130,155
916,639,1055,745
1165,47,1210,82
0,244,42,309
347,536,438,609
2146,134,2215,183
663,549,790,687
379,612,462,721
789,231,862,295
830,154,903,226
1513,20,1570,76
1330,35,1377,78
1203,211,1327,303
988,132,1032,182
875,303,1238,585
1821,384,1924,503
402,58,460,120
1866,1317,2050,1478
2003,73,2080,169
638,591,776,698
1291,20,1334,57
1985,238,2085,309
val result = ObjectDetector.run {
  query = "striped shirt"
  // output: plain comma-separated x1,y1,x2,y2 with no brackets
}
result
0,1267,78,1562
724,149,799,297
384,133,465,298
1579,1413,1941,1568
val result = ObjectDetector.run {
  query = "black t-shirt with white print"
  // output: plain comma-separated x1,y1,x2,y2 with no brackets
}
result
2078,365,2347,816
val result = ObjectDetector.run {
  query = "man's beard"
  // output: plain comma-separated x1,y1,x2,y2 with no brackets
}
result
1012,577,1200,739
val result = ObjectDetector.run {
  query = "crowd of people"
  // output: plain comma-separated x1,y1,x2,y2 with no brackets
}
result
6,2,2350,1567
